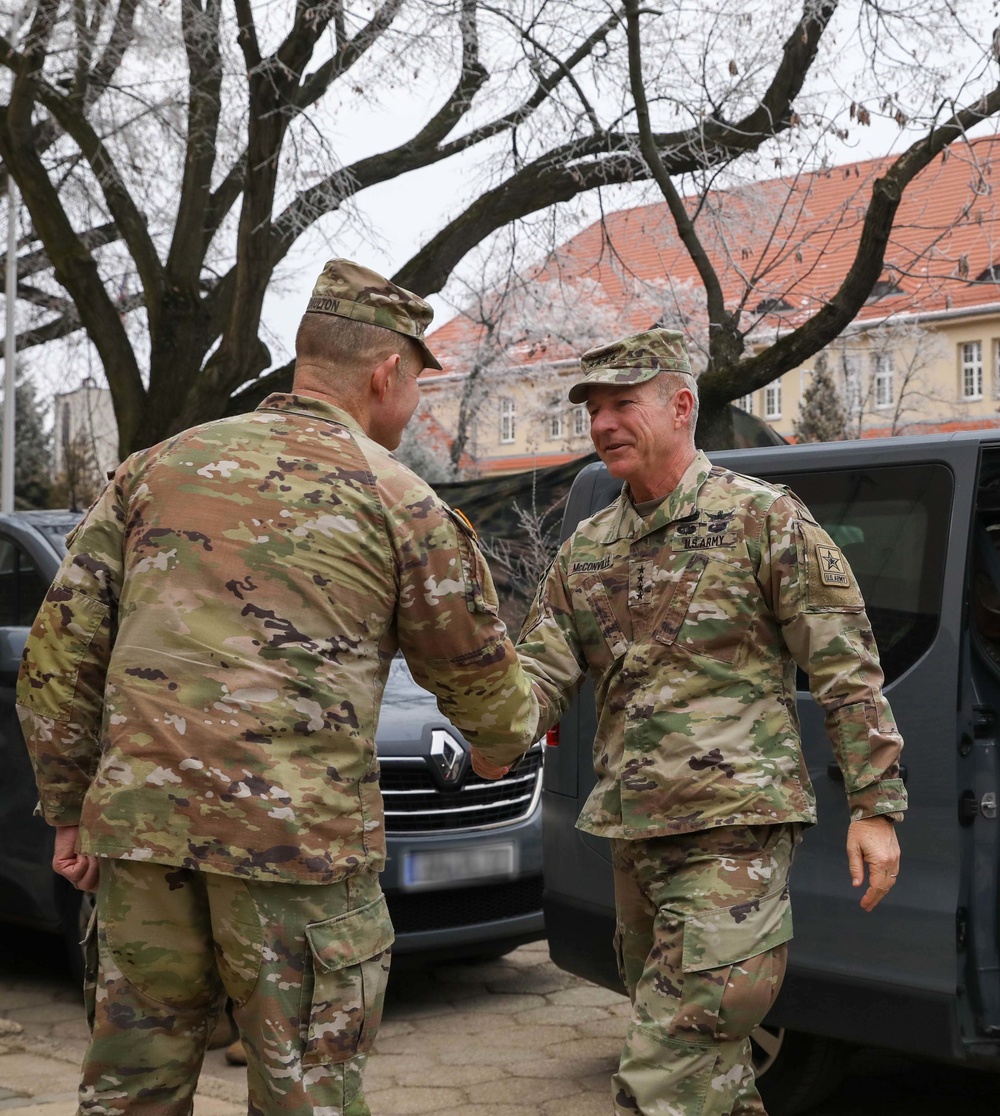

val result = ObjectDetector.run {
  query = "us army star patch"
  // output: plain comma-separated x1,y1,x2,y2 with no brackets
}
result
816,544,850,587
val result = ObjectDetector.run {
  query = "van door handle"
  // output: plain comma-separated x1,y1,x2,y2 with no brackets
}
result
827,762,908,785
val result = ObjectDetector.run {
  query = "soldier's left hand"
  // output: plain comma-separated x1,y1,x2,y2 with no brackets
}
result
847,816,900,912
53,824,100,893
470,747,510,780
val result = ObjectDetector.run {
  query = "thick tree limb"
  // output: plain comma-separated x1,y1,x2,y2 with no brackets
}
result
191,1,340,412
697,88,1000,410
0,290,145,355
3,281,74,314
0,309,82,353
232,0,262,70
271,8,621,260
26,81,165,316
625,0,729,331
404,0,488,151
294,0,404,110
83,0,139,108
395,0,848,301
167,0,224,293
0,221,118,281
0,2,145,450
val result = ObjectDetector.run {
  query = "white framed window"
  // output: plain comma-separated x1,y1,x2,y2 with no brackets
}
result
734,393,754,413
874,353,894,409
500,397,516,444
547,396,564,439
961,341,984,400
764,382,782,420
573,405,587,437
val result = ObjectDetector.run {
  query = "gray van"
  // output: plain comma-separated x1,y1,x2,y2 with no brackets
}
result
541,432,1000,1114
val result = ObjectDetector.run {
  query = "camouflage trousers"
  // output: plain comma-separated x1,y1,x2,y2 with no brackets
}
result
610,824,799,1116
80,860,392,1116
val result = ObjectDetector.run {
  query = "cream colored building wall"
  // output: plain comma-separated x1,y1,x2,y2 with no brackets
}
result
419,363,592,472
738,309,1000,439
423,308,1000,467
53,380,119,476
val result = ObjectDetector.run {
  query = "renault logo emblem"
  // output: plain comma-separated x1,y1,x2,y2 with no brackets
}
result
429,729,466,785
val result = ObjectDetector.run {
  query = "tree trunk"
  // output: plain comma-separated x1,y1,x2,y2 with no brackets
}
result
694,400,735,451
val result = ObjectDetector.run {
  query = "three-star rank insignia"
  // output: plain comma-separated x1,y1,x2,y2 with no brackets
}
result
816,543,850,587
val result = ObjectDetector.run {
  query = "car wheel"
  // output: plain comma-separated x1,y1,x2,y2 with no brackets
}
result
752,1024,849,1116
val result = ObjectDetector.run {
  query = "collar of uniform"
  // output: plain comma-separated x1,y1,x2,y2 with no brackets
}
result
257,392,367,439
603,450,713,542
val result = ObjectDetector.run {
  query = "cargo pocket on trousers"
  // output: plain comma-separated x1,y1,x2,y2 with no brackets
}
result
302,892,394,1068
680,885,794,1042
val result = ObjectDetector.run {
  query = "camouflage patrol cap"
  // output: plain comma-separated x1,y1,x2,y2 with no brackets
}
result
568,328,693,403
307,258,442,370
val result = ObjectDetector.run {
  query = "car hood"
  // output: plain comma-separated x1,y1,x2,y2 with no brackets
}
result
375,657,469,759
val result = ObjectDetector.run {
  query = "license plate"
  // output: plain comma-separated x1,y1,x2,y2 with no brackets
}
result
402,843,516,890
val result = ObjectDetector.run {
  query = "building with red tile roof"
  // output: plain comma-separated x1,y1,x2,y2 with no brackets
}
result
418,134,1000,473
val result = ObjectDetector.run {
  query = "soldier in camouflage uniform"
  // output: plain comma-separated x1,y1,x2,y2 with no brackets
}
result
17,259,539,1116
472,328,906,1116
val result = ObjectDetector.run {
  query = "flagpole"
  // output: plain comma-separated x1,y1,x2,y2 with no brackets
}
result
2,4,25,514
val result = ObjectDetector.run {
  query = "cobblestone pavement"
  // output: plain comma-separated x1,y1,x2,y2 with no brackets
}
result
2,922,1000,1114
0,926,625,1116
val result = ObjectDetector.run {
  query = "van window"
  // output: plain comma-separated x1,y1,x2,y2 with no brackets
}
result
971,447,1000,672
0,536,49,627
768,465,952,686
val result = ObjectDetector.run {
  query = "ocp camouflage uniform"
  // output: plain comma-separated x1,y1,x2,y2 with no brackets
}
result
481,449,906,1116
18,390,537,1115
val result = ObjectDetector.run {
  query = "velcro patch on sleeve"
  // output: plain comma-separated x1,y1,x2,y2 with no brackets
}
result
806,538,865,610
816,544,850,587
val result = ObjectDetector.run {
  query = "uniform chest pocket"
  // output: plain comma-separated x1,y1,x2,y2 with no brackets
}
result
572,574,630,667
653,555,758,665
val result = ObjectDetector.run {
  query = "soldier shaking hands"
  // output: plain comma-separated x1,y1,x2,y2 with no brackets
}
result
17,260,538,1116
472,328,906,1116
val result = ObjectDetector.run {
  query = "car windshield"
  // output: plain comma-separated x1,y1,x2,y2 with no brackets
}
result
381,656,436,708
34,518,82,557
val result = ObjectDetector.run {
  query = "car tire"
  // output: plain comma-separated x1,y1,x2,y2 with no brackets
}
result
752,1024,849,1116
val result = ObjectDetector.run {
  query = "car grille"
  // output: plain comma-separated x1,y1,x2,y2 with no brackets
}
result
380,748,542,833
387,876,544,933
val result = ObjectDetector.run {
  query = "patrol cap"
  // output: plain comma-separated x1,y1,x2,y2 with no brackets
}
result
568,328,694,404
306,258,442,370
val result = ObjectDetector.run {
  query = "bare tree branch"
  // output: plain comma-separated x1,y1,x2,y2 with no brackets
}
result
1,0,996,463
167,0,224,292
626,0,730,337
24,78,165,312
295,0,404,110
698,87,1000,418
0,220,118,281
0,0,145,449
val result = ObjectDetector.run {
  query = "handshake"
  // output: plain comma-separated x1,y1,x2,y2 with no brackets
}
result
470,747,511,780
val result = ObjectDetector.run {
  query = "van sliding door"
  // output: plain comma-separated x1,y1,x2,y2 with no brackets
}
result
752,442,972,1059
962,446,1000,1045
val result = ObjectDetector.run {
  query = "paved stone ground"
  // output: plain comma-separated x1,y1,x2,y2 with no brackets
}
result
0,933,625,1116
2,922,1000,1115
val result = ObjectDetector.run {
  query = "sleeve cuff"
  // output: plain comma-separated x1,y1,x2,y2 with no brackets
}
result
847,778,907,822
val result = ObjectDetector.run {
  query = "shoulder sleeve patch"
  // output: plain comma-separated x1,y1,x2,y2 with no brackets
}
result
806,537,865,611
816,544,850,587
